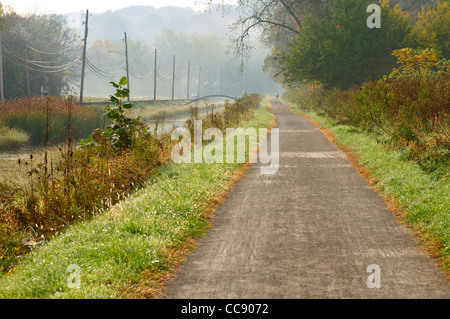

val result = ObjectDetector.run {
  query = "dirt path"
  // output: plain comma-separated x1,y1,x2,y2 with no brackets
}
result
162,99,449,299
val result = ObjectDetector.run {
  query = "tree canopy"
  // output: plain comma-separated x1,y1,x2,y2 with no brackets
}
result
278,0,413,89
0,6,81,98
213,0,449,89
414,0,450,59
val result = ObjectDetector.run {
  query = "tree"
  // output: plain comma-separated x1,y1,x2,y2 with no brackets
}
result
151,29,229,95
226,0,327,62
1,8,81,98
390,0,442,20
414,1,450,59
0,2,6,31
278,0,413,89
389,47,450,79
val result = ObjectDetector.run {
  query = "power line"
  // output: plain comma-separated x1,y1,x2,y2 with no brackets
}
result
128,64,150,79
2,45,82,73
2,41,82,72
128,68,144,79
85,57,125,76
175,75,184,83
3,49,81,72
91,60,124,70
156,71,166,81
85,65,115,80
26,44,80,56
1,18,198,101
89,15,120,41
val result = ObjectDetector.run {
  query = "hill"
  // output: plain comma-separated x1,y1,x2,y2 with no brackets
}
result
66,5,237,44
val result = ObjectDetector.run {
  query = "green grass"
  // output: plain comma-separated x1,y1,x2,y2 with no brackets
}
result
285,99,450,272
0,100,274,298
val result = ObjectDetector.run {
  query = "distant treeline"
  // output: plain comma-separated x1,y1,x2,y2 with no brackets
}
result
0,3,81,98
0,3,281,101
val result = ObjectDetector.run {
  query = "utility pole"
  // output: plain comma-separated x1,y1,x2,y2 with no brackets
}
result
80,9,88,104
25,46,30,97
153,49,157,101
187,60,190,99
242,67,245,95
197,66,201,99
172,55,175,100
0,33,4,101
124,31,130,102
215,66,220,95
206,68,210,96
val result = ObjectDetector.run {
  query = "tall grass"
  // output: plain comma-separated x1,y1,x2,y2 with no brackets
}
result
0,124,29,151
0,97,104,146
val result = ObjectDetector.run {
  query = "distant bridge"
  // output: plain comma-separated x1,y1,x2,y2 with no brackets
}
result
184,95,237,105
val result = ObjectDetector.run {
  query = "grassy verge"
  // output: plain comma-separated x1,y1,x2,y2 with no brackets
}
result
0,99,274,298
283,99,450,274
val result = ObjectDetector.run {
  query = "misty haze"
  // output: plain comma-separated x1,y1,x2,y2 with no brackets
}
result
2,4,281,100
0,0,448,304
